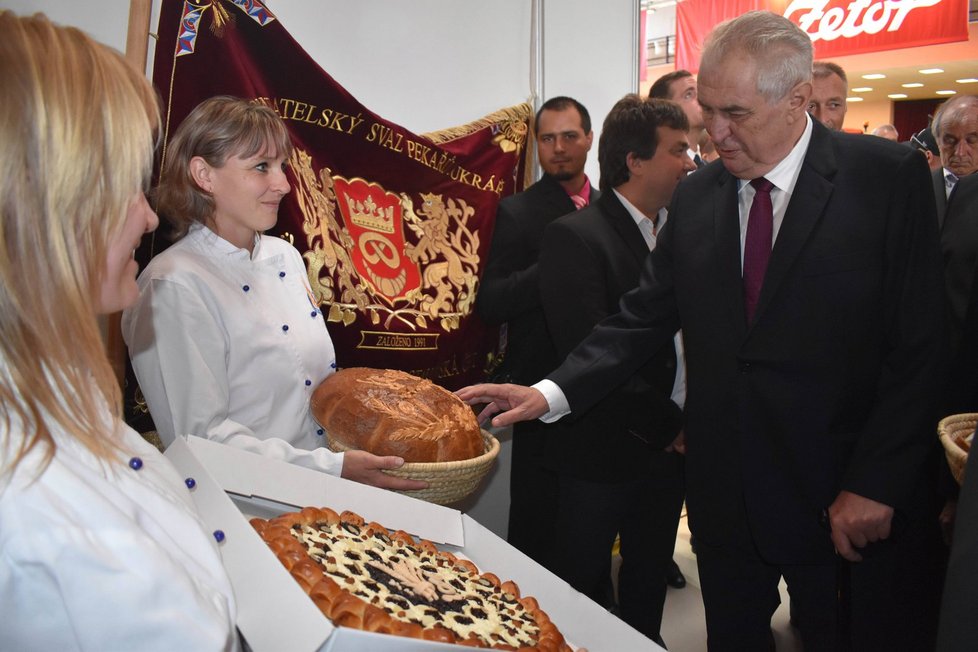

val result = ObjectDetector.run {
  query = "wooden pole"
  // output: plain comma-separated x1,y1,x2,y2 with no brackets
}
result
125,0,153,70
107,0,154,386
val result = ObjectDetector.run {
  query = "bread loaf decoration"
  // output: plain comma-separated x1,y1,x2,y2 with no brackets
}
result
311,368,484,463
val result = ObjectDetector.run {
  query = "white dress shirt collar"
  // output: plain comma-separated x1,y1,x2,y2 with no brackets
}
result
613,188,667,250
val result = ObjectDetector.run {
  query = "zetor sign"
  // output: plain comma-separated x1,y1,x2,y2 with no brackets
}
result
676,0,969,71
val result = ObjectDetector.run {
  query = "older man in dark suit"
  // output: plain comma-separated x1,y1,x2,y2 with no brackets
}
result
459,11,944,650
538,95,694,645
932,95,978,218
476,96,597,571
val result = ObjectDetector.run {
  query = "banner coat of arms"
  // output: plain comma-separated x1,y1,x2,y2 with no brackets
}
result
150,0,532,392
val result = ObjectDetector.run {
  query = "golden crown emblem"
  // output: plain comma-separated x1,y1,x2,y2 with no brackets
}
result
346,194,395,233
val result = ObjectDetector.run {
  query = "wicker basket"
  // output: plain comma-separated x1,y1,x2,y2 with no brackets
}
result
938,413,976,485
327,429,500,505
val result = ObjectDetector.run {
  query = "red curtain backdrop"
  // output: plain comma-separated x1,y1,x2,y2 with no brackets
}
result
677,0,969,73
150,0,533,391
894,98,945,143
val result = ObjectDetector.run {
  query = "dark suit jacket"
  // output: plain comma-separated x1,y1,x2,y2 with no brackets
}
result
538,191,682,481
942,173,978,412
934,168,949,226
548,121,945,564
937,440,978,650
477,174,599,384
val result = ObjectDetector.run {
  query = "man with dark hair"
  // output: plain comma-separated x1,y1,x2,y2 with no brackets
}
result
538,94,694,645
910,124,942,173
809,60,848,130
476,96,596,572
461,11,944,650
651,69,706,168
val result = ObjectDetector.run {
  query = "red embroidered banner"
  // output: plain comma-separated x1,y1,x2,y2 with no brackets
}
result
677,0,970,72
150,0,531,391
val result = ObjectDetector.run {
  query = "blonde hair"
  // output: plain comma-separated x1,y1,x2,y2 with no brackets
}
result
157,96,294,237
0,12,159,476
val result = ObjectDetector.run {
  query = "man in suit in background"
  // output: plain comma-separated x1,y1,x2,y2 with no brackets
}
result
871,124,899,141
650,69,706,169
935,97,978,410
932,95,978,215
650,68,708,590
460,11,944,650
910,124,943,174
476,96,597,572
538,95,694,645
808,60,848,131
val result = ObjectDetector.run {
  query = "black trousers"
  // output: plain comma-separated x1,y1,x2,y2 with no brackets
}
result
694,507,944,651
551,451,685,642
507,420,560,572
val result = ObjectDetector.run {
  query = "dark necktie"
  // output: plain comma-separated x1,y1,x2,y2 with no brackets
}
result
694,154,704,168
743,177,774,322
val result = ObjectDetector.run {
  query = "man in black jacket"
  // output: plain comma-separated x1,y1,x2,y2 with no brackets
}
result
538,94,694,645
476,96,597,571
461,12,944,650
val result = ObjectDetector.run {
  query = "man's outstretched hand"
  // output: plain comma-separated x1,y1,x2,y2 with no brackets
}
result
455,383,549,428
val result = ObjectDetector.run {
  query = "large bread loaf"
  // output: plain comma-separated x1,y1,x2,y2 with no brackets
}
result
311,367,484,463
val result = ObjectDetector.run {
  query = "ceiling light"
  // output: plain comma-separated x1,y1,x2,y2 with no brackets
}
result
846,97,864,102
862,73,886,80
887,93,908,99
919,68,944,74
901,83,924,88
851,87,874,92
956,78,978,84
936,90,957,95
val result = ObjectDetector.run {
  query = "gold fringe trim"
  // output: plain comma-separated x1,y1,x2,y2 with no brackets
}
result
422,102,533,144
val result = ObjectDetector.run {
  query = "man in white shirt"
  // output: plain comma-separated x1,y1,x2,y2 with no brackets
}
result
460,11,944,650
536,94,694,647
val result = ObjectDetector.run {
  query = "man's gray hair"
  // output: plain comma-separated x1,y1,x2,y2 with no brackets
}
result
700,11,813,103
932,95,978,139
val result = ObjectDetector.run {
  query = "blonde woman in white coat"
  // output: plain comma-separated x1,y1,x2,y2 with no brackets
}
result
0,12,238,650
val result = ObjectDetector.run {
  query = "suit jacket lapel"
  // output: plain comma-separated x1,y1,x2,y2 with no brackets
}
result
713,169,747,337
601,191,653,263
934,169,948,229
753,123,837,325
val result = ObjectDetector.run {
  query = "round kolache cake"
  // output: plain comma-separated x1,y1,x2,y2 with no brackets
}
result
310,367,485,463
251,506,571,651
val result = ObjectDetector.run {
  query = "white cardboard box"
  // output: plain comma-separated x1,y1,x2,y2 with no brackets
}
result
165,436,661,652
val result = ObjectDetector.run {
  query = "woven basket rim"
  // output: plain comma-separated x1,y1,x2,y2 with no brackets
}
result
325,429,500,504
938,413,975,484
326,429,499,469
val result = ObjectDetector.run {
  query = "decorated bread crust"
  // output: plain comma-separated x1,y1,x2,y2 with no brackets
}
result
250,507,571,651
310,368,485,463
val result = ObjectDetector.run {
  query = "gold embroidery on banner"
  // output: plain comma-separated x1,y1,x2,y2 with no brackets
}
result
209,1,235,36
422,102,532,158
290,147,480,335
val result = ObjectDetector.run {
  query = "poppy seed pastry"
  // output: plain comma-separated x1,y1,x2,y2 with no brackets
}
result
310,367,484,463
250,507,571,651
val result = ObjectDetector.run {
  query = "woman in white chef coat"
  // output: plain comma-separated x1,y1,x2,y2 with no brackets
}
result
123,96,424,491
0,12,238,651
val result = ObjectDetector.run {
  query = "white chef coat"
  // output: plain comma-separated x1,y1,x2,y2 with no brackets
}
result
122,223,343,475
0,406,238,651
